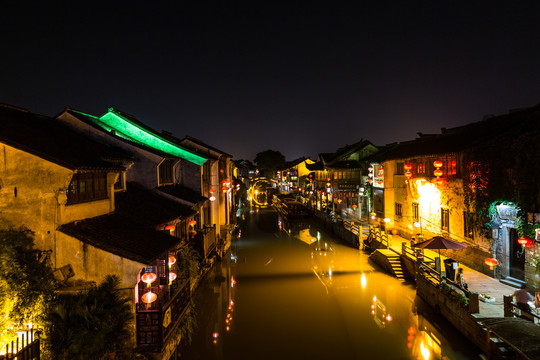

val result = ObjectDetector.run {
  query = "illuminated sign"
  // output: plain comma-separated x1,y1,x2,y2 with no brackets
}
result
496,205,518,221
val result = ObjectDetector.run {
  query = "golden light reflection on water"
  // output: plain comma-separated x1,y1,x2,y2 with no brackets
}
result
182,209,480,360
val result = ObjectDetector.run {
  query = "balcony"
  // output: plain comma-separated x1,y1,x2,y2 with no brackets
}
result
136,278,191,352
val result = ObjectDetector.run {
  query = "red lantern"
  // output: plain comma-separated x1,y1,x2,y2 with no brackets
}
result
433,160,443,168
484,258,499,270
517,237,529,246
188,220,197,227
165,225,175,231
433,169,443,177
141,272,157,286
352,205,357,209
370,212,376,217
404,163,412,171
168,255,176,266
405,170,412,178
142,290,157,304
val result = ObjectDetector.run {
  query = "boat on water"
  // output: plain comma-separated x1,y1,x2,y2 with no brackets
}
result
279,200,310,218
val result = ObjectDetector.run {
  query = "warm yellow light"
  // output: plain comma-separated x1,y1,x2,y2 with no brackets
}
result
420,341,431,360
384,218,391,223
360,273,367,289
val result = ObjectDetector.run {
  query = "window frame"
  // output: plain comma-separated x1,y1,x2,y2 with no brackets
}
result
67,171,108,204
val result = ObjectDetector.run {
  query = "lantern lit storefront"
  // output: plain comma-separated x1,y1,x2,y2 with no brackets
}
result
136,249,191,357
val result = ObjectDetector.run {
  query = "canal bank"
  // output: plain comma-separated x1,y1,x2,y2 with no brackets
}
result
308,208,540,359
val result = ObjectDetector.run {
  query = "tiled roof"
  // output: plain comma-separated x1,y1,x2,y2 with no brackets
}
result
371,104,540,162
62,108,175,159
58,213,178,264
179,135,233,158
0,104,128,170
306,161,325,171
324,139,374,163
325,160,364,170
115,182,196,227
157,184,208,205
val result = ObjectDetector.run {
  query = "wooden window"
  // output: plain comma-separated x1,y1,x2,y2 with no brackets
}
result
395,203,402,219
396,162,404,175
159,159,175,185
412,203,419,222
441,208,450,232
67,171,108,204
464,211,474,239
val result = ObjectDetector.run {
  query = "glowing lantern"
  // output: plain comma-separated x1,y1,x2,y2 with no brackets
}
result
168,255,176,266
368,167,373,172
405,170,412,178
209,195,216,201
368,179,373,184
188,220,197,227
352,204,357,209
141,272,157,286
434,169,443,177
370,212,376,217
368,173,374,178
484,258,499,270
404,163,412,171
434,160,443,168
165,225,175,231
141,291,157,304
384,218,391,223
169,272,177,282
517,237,529,246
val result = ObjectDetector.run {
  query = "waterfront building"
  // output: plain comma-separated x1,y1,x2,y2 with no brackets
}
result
369,104,540,290
306,140,379,218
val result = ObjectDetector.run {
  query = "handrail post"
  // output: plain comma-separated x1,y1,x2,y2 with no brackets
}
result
468,292,479,313
503,295,513,317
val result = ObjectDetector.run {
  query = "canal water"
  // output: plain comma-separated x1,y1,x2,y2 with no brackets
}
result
181,208,482,360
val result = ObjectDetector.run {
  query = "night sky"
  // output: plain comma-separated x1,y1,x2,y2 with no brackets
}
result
1,2,539,162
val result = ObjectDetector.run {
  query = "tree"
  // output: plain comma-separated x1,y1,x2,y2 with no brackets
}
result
254,150,286,176
42,275,134,360
0,226,56,347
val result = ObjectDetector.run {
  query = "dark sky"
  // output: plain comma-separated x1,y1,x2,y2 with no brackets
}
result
1,2,539,161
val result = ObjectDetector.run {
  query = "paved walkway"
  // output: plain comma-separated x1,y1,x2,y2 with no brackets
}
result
337,210,524,318
385,232,519,317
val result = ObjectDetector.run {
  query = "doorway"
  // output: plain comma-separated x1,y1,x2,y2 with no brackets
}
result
509,228,525,280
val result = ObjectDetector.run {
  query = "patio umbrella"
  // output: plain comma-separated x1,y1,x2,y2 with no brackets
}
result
412,236,468,259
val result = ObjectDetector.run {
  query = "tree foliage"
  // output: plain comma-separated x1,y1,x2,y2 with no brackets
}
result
254,150,286,176
463,124,540,238
0,226,56,345
42,275,134,360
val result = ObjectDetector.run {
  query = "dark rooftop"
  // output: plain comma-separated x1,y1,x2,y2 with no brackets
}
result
157,184,208,205
115,182,196,227
58,213,179,264
370,104,540,162
0,104,129,170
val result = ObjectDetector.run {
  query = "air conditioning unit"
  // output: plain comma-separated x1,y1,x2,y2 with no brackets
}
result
53,264,75,282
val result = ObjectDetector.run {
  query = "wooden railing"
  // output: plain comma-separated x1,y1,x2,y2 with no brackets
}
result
503,295,540,324
2,329,40,360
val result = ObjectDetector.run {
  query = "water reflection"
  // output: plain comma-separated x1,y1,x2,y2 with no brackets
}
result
181,209,480,360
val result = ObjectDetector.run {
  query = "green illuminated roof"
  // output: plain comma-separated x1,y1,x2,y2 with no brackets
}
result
98,109,208,166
